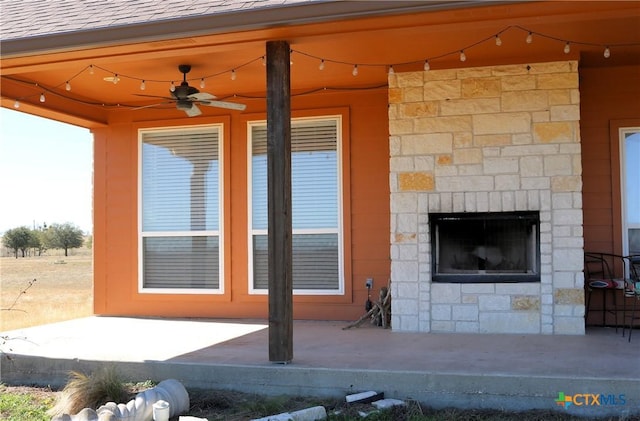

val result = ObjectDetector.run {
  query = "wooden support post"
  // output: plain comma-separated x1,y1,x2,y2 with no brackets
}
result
266,40,293,363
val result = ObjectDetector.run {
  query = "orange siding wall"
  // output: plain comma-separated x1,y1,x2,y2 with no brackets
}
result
93,88,390,321
580,64,640,254
580,64,640,326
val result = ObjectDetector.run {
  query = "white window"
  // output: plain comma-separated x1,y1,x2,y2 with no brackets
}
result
139,125,223,293
249,116,343,294
621,127,640,256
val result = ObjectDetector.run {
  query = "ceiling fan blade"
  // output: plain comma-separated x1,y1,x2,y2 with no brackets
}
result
133,93,175,101
199,100,247,111
189,92,216,101
185,103,202,117
132,101,173,110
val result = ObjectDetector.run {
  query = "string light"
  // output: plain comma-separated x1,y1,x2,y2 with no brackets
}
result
14,99,19,108
14,25,634,107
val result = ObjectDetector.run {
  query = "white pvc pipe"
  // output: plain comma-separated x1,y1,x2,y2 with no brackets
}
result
51,379,189,421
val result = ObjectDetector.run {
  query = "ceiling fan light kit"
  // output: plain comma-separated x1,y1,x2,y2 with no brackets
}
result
133,64,246,116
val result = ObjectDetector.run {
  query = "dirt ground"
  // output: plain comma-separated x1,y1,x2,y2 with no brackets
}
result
0,248,93,331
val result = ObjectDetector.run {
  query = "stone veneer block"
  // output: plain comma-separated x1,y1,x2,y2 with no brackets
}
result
461,77,501,98
533,122,575,143
398,172,435,191
472,112,531,135
395,72,425,87
424,80,461,100
440,98,500,115
502,90,548,112
402,133,452,155
415,116,472,133
537,72,579,89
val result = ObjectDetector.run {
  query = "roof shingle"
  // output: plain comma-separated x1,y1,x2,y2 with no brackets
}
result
0,0,304,41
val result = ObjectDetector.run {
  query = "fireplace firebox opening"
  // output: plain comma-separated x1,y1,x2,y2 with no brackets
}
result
430,211,540,283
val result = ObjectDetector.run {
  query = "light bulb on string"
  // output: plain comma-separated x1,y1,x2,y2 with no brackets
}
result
459,50,467,62
564,42,570,54
112,74,119,84
200,78,205,89
261,56,266,66
352,64,358,76
495,35,502,46
319,59,325,70
231,69,237,80
388,65,395,75
424,60,430,71
89,65,95,75
604,46,611,58
169,81,175,91
65,81,71,91
140,80,146,90
13,99,19,108
526,32,533,44
40,93,45,102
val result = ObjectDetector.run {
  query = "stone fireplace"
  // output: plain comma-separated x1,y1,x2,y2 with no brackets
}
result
389,61,585,335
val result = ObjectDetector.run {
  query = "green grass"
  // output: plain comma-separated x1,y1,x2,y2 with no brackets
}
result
1,385,626,421
0,386,53,421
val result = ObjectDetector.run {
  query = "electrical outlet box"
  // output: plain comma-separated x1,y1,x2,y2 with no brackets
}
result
365,278,373,288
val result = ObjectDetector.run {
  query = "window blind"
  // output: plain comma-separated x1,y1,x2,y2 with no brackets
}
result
250,118,341,291
140,127,221,290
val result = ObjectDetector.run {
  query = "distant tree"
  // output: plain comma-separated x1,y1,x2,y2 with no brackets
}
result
2,226,35,258
31,228,47,256
43,223,84,256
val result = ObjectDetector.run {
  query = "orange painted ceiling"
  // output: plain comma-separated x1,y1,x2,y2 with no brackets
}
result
1,1,639,128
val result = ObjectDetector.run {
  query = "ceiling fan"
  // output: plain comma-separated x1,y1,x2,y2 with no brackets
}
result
135,64,246,116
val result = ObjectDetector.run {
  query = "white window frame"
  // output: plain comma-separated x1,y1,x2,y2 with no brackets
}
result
138,124,224,294
247,115,345,295
620,126,640,258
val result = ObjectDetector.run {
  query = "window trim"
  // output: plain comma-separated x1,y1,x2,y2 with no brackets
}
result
247,115,345,295
619,126,640,258
138,123,225,294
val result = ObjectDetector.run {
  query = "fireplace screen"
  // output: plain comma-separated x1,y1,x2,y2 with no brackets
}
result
430,211,540,283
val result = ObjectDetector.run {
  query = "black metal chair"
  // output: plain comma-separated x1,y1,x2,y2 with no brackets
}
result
622,255,640,342
584,252,627,330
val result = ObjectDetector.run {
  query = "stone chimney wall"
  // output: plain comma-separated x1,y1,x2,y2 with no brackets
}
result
388,61,584,334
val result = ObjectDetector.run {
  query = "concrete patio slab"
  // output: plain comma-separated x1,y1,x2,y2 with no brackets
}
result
1,317,638,418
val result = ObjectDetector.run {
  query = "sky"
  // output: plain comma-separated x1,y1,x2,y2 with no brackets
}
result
0,108,93,234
